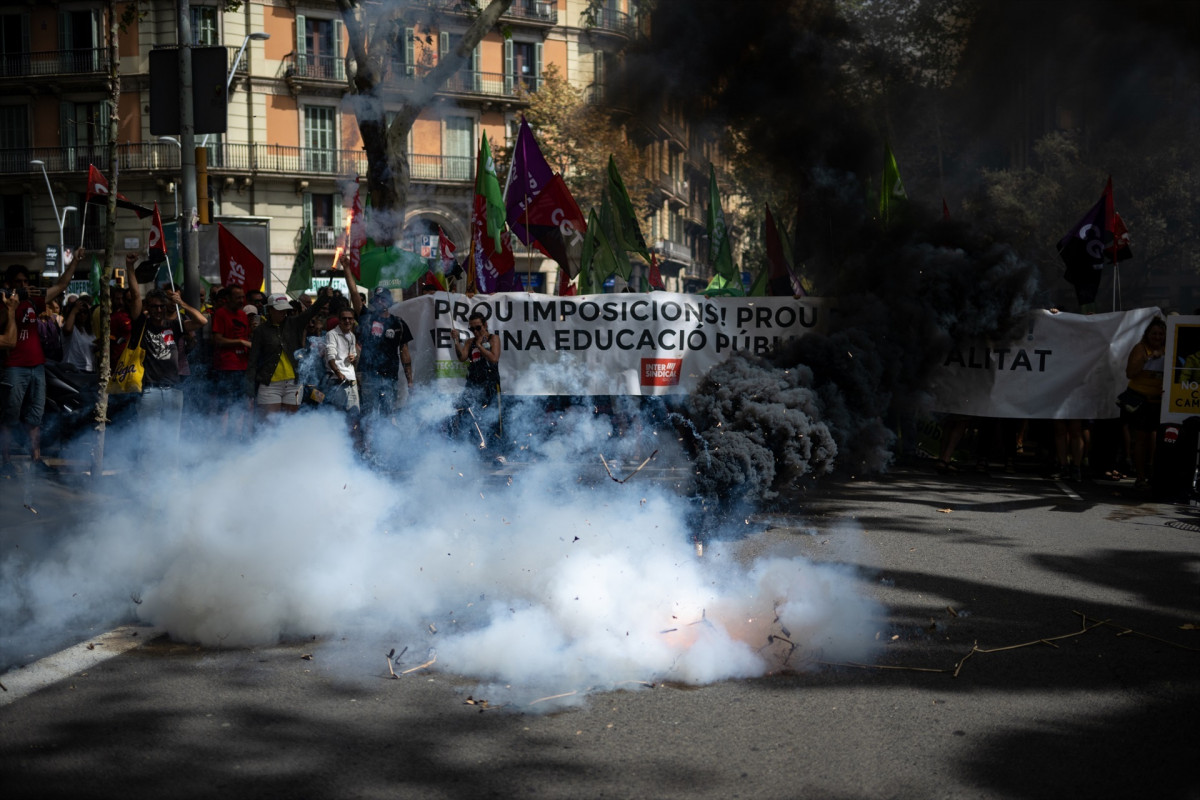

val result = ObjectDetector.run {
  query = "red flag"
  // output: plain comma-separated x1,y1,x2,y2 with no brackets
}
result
438,226,457,276
85,165,153,218
557,269,576,296
147,203,167,264
648,252,665,291
217,223,264,291
470,193,519,294
764,204,803,296
524,174,587,277
1105,211,1133,263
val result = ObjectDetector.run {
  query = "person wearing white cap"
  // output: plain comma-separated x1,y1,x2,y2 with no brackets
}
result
245,288,331,417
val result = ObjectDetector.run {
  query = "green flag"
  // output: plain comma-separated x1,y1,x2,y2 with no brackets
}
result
880,142,907,227
477,132,507,254
580,207,620,294
599,190,632,282
286,223,315,297
703,272,744,297
748,266,769,297
606,156,650,262
89,255,101,297
707,164,740,288
358,243,428,290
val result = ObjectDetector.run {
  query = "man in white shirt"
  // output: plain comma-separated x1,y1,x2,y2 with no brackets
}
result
325,308,361,412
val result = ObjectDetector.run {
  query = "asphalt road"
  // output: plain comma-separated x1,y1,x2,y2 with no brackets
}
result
2,462,1198,799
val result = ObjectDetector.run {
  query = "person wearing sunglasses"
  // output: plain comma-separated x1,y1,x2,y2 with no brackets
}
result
452,311,502,446
132,288,207,451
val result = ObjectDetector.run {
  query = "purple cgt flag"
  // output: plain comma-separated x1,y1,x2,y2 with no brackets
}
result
504,116,555,246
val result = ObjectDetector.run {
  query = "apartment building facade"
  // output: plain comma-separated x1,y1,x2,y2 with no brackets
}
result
1,0,723,295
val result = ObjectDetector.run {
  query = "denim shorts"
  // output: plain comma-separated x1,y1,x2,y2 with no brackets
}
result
2,364,46,428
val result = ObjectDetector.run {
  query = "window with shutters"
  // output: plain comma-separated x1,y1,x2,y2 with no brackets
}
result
304,192,340,249
58,8,102,72
295,15,343,80
304,105,336,173
443,116,473,181
509,41,539,93
61,100,109,170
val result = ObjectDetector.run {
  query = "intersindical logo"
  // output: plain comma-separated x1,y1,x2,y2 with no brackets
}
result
640,358,682,386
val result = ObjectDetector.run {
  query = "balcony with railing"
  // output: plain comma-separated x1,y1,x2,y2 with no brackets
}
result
0,48,110,79
589,8,635,37
657,172,688,201
313,226,340,250
0,227,36,253
282,52,345,83
410,153,474,182
394,64,537,100
655,239,691,265
1,145,476,186
428,0,557,24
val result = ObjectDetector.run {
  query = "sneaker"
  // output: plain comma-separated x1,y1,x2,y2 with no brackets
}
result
1069,465,1082,481
0,461,16,479
1049,464,1063,480
1133,478,1149,490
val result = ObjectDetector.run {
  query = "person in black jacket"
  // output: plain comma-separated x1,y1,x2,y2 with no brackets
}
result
245,287,331,417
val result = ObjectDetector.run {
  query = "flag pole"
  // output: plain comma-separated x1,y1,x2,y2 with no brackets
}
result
78,205,88,253
163,254,184,329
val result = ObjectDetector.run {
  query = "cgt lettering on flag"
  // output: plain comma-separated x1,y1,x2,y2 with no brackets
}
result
641,357,682,387
228,257,246,285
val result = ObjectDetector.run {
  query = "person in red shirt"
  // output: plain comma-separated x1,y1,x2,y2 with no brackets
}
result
1,263,74,476
209,285,252,435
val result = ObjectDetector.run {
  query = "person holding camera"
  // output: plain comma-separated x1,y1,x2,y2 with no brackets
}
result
0,264,73,477
452,311,502,446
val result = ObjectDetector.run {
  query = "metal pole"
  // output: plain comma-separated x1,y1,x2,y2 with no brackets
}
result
178,0,200,307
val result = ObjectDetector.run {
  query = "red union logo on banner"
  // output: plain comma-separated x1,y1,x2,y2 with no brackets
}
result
640,358,682,386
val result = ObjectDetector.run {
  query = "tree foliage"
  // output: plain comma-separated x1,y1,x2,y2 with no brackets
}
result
507,64,651,222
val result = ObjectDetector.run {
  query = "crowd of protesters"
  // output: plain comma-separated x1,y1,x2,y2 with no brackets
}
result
0,258,1191,495
0,257,435,476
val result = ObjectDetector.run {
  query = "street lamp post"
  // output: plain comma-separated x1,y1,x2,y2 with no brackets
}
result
30,159,75,275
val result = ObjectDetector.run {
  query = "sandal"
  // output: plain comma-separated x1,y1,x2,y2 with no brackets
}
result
936,460,959,474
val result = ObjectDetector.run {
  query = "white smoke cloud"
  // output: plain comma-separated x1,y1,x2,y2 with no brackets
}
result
2,403,882,710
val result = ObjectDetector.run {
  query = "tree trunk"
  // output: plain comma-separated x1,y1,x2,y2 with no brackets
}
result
93,0,120,479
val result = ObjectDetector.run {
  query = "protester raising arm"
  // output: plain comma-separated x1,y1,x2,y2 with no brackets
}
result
341,255,364,317
166,288,207,332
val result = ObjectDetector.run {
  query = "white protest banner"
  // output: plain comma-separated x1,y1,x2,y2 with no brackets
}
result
929,307,1161,419
392,292,829,396
1163,315,1200,424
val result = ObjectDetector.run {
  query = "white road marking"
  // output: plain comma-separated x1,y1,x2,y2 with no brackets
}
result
0,625,162,706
